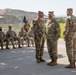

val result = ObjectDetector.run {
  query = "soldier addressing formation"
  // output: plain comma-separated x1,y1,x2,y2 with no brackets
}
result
0,8,76,69
33,11,45,63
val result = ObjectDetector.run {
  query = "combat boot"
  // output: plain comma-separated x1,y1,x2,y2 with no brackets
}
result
28,45,30,47
1,47,3,50
6,47,10,49
47,61,53,65
1,44,3,50
47,60,57,66
13,46,16,49
40,57,45,62
36,59,41,63
65,61,75,68
18,45,22,48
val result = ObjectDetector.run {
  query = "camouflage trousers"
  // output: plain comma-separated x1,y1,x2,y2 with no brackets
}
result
26,37,34,47
0,38,9,49
34,37,45,60
0,39,4,49
8,37,21,48
65,36,75,62
19,37,24,47
73,37,76,62
47,38,58,61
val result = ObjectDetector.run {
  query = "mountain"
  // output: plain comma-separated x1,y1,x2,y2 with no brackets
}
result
0,8,38,24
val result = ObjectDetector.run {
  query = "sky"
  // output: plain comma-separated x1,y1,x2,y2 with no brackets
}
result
0,0,76,16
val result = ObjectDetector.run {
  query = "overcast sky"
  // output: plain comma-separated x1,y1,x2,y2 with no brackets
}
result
0,0,76,16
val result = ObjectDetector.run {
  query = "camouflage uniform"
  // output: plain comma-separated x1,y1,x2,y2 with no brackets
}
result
0,31,5,50
6,30,21,48
0,28,9,50
24,22,30,32
24,22,30,47
33,18,45,62
64,15,76,63
28,28,34,47
18,30,26,47
46,18,60,62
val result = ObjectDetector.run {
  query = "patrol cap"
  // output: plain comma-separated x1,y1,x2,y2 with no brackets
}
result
21,27,23,30
8,26,11,28
67,8,73,11
8,26,11,27
49,11,54,14
38,11,44,14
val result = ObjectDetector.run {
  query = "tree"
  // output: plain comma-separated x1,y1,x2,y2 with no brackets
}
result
58,17,65,23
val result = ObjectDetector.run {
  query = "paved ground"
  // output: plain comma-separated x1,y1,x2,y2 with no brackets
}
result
0,39,76,75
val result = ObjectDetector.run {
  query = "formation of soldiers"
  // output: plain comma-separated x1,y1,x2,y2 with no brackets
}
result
33,8,76,68
0,8,76,69
0,25,34,49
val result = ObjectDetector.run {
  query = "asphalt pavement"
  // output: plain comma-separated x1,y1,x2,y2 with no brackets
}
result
0,39,76,75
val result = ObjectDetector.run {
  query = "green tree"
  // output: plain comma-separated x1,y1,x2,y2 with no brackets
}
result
58,17,65,23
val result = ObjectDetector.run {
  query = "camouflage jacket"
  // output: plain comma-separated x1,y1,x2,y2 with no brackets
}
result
18,31,26,37
33,18,45,37
0,31,5,39
24,23,30,32
46,18,60,40
64,15,76,37
6,30,17,38
28,30,34,38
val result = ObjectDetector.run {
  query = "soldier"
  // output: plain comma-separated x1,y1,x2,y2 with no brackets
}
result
0,27,4,50
46,11,60,66
24,21,30,47
28,27,35,47
18,27,26,47
33,11,45,63
64,8,76,68
24,21,30,32
6,26,22,49
0,27,9,50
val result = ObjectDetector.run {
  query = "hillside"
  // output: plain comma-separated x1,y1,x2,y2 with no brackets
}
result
0,8,38,24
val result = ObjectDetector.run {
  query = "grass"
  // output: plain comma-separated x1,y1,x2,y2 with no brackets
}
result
60,23,65,38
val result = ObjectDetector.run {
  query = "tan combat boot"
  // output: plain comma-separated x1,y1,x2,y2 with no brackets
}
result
6,47,10,49
1,47,3,50
18,45,22,48
47,60,57,66
40,57,45,62
65,61,75,68
36,59,41,63
47,61,53,65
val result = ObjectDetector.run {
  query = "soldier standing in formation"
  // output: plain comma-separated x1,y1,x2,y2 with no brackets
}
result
64,8,76,68
46,11,60,66
33,11,45,63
